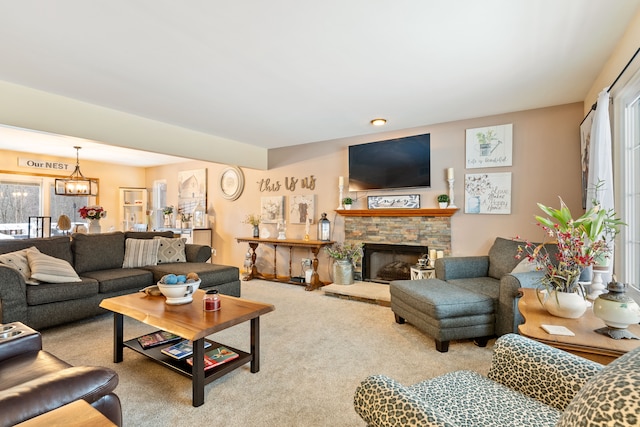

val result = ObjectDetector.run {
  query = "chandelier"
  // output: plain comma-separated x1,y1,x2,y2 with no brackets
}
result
54,146,98,196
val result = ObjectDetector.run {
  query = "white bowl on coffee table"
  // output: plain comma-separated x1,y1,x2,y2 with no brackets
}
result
157,280,201,305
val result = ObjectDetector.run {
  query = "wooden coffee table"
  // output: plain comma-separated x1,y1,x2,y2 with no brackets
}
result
517,288,640,364
100,289,274,406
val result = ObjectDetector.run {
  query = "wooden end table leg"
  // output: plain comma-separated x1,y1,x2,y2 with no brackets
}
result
243,242,260,280
305,247,322,291
113,313,124,363
250,317,260,373
192,338,205,407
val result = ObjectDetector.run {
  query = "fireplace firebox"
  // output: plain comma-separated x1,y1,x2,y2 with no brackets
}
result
361,243,429,284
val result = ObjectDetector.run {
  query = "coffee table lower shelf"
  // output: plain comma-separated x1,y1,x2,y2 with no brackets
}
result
123,337,252,383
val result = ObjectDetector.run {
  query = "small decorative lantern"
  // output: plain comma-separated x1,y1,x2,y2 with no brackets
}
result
192,203,206,228
318,213,331,241
593,277,640,340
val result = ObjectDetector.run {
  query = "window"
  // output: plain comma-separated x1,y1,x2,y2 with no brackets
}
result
0,173,91,238
613,65,640,289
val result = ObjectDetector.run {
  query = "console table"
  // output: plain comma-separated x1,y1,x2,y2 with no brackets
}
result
518,287,640,364
236,237,335,291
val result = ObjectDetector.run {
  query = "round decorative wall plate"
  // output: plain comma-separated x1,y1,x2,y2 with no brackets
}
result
219,166,244,201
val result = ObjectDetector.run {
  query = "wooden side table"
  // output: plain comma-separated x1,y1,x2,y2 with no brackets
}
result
517,288,640,364
410,267,435,280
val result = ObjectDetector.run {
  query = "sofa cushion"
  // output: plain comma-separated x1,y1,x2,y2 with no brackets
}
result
122,238,161,268
82,268,153,293
26,278,99,305
0,236,73,266
0,248,39,285
487,237,522,280
72,232,126,274
26,248,81,284
556,345,640,427
154,237,187,264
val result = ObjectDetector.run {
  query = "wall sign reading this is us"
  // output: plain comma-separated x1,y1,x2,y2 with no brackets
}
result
257,175,316,192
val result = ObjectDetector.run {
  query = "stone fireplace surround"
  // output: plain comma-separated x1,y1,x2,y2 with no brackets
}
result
338,208,457,284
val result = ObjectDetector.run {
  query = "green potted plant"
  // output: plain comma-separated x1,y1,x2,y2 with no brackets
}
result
437,194,449,208
325,242,363,285
342,197,353,210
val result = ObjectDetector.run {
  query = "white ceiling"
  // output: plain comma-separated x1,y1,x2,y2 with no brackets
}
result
0,0,638,166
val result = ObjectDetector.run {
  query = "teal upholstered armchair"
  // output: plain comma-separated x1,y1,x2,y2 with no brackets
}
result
354,333,640,426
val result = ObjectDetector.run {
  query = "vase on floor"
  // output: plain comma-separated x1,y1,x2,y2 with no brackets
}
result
333,259,354,285
87,219,101,234
541,290,588,319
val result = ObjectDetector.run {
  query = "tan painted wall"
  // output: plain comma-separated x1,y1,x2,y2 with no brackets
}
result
0,149,145,231
147,102,584,281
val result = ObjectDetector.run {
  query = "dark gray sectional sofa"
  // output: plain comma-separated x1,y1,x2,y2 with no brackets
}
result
0,231,240,329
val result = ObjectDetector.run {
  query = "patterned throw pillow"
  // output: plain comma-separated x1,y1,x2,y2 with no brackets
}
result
154,237,187,264
122,238,161,268
26,247,81,283
0,247,40,284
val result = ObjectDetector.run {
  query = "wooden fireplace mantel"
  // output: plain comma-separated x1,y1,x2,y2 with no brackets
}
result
335,208,459,218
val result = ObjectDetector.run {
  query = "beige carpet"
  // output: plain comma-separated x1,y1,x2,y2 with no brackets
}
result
41,280,495,426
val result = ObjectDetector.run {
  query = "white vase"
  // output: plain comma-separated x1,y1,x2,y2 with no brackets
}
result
542,290,588,318
88,219,102,234
333,260,354,285
438,202,448,209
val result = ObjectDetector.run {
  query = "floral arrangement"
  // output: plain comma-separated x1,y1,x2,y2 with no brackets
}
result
243,214,261,226
325,242,364,265
515,185,624,295
162,206,174,215
78,205,107,220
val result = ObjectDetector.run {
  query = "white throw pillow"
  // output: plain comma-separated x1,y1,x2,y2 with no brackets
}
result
154,236,187,264
0,247,40,285
511,258,539,274
122,238,161,268
26,247,81,283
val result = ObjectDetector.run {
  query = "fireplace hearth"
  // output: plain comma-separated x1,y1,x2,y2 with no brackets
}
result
362,243,428,284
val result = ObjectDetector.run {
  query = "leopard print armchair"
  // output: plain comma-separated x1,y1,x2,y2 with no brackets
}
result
354,333,640,426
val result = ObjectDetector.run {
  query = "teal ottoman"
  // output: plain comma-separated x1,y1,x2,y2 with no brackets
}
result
390,278,495,352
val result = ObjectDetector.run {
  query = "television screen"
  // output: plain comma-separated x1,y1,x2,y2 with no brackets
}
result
348,133,431,191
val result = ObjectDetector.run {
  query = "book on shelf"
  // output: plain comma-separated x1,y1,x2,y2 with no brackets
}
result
161,339,212,359
137,330,181,349
186,346,239,371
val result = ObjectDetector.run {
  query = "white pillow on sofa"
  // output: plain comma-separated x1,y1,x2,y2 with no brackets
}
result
0,247,40,285
511,258,539,274
26,247,81,283
122,238,161,268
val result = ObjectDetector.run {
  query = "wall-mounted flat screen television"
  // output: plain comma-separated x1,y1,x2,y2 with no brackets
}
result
348,133,431,191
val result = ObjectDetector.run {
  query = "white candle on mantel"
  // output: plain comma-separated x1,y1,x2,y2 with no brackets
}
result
339,176,344,187
447,168,454,180
305,217,310,235
429,249,437,261
437,250,444,259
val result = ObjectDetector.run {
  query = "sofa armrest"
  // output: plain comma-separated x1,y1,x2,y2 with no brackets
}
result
0,265,28,324
0,366,119,427
435,256,489,280
487,334,602,411
496,271,544,336
354,375,455,427
185,244,211,263
0,328,42,363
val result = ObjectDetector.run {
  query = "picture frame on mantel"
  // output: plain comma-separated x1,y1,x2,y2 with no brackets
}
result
367,194,420,209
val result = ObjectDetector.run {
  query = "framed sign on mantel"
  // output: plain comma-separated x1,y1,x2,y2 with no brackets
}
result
367,194,420,209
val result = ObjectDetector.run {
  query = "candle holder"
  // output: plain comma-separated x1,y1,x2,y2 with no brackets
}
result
337,184,344,210
447,178,457,208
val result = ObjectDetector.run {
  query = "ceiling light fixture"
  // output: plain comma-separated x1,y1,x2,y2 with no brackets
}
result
54,146,99,196
370,118,387,126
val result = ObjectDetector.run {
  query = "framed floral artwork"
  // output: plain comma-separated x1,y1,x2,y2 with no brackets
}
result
289,194,315,224
464,173,511,214
260,196,285,223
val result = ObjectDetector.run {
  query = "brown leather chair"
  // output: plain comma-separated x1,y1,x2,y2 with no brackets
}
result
0,323,121,426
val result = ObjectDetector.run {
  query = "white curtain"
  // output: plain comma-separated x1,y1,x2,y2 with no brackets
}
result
586,88,614,282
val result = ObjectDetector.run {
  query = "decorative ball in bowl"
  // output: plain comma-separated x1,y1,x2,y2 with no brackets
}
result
157,273,201,305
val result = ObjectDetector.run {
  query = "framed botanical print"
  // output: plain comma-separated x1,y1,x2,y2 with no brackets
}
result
289,194,315,224
260,196,285,223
